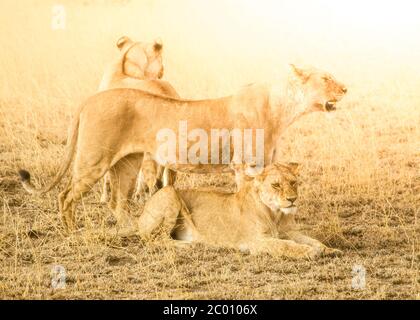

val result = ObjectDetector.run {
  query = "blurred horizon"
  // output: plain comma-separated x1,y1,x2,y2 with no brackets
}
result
1,0,419,100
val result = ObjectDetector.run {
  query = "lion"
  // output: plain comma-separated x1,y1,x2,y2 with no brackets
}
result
133,152,164,199
138,163,342,259
18,65,347,231
98,35,177,96
98,36,180,204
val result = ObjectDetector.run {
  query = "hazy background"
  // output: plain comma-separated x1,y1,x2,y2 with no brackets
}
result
1,0,420,98
0,0,418,299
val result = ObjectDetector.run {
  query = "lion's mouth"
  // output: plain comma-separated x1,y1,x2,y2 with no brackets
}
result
325,100,337,112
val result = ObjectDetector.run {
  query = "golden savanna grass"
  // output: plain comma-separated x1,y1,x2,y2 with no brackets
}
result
0,0,418,299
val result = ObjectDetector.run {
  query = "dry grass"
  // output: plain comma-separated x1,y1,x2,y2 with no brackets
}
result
0,0,419,299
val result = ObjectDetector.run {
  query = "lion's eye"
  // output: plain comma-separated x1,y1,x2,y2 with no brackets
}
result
290,181,298,188
271,183,280,189
322,76,330,81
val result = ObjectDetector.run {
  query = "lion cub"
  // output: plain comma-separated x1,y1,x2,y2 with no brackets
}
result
138,163,342,259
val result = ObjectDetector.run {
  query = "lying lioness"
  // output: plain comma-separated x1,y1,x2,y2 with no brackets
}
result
98,36,180,204
139,163,342,259
19,65,347,231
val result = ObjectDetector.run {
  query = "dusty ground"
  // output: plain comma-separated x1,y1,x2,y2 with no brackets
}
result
1,106,418,299
0,0,419,299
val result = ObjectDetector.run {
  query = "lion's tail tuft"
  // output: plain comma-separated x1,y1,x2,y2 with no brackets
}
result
18,169,31,182
18,169,39,194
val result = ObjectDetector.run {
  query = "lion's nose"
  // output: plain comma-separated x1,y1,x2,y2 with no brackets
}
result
341,87,347,94
287,196,297,204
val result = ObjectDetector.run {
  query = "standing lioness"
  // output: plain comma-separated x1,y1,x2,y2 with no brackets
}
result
98,36,180,204
139,163,342,259
19,65,347,231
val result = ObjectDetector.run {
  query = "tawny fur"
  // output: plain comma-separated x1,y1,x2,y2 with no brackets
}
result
139,163,342,259
98,36,180,205
19,65,346,231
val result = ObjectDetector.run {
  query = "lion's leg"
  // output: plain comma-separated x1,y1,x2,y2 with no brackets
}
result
58,179,72,227
108,173,118,212
59,158,109,232
108,153,144,226
233,167,245,192
99,173,111,203
155,165,165,188
162,167,176,187
286,231,343,257
156,165,165,182
141,155,159,198
138,186,182,239
133,153,163,201
245,238,319,260
133,170,147,201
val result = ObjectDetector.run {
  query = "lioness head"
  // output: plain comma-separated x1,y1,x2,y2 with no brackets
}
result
290,64,347,112
116,36,164,80
253,163,299,215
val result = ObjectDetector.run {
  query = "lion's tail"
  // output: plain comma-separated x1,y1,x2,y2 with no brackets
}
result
18,112,80,195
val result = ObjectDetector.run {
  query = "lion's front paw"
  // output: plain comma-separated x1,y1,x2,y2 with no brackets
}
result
299,245,343,260
291,244,321,260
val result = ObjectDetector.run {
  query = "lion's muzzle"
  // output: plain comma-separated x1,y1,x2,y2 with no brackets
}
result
280,206,297,215
325,100,337,111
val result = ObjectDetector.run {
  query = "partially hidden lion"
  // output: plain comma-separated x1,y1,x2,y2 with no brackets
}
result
139,163,342,259
18,65,347,231
98,36,180,204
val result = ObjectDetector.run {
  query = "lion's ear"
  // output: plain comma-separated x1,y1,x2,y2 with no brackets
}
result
153,38,163,52
230,162,264,179
289,64,310,81
273,162,299,175
242,162,264,178
287,162,300,175
116,36,132,50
